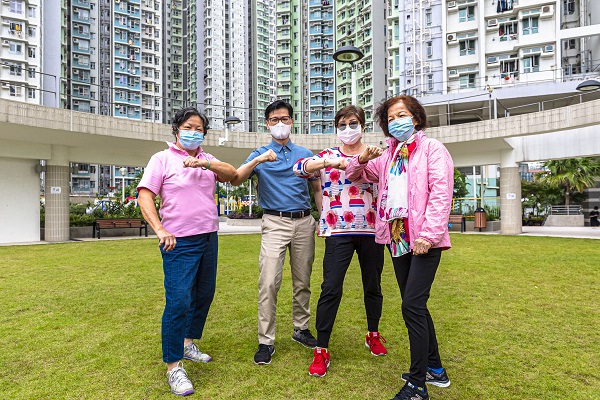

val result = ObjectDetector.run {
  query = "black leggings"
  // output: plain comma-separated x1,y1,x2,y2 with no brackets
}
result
315,236,384,348
391,247,444,387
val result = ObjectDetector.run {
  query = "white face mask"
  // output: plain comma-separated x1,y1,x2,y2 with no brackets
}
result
336,125,362,145
269,122,291,140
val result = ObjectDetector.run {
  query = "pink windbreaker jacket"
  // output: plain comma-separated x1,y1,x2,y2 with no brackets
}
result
345,131,454,250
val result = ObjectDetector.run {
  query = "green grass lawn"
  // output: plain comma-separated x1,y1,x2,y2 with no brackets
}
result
0,234,599,399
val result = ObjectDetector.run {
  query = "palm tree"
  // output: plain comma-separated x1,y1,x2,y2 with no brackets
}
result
540,157,600,205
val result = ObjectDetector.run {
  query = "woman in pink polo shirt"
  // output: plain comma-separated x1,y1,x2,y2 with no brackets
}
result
137,107,237,396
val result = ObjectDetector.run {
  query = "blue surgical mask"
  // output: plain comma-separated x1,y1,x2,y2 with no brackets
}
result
388,116,415,142
178,130,204,150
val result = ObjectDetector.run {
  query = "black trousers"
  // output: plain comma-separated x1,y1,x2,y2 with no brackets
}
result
315,236,385,348
391,247,444,387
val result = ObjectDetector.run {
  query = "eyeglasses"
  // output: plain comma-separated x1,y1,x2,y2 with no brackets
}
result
267,116,292,125
337,122,359,130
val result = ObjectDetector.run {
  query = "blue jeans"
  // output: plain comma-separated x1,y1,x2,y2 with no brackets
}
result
160,232,218,363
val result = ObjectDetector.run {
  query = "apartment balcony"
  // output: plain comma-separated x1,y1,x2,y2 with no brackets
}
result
72,13,91,24
73,0,91,7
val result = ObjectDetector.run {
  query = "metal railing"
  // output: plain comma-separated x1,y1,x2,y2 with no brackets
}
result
548,205,582,215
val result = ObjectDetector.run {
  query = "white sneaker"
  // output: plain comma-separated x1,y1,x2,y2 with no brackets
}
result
183,341,212,363
167,362,194,396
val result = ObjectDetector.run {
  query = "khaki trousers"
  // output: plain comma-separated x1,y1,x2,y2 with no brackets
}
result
258,214,316,345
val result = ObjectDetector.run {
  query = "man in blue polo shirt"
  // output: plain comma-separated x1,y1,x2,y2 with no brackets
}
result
232,100,322,365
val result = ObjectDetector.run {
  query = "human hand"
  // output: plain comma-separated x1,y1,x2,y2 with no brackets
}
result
336,158,349,171
358,145,383,164
412,238,432,255
257,149,277,164
183,156,203,168
157,228,177,252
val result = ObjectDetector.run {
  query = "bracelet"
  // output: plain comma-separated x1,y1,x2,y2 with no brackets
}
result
201,159,211,170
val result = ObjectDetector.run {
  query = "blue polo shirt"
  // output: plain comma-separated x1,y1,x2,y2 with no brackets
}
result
244,139,314,212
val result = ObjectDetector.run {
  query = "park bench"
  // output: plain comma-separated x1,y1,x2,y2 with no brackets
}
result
448,214,466,233
93,218,148,239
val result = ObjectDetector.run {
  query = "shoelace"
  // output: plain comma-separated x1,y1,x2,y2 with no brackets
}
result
186,342,200,355
170,368,189,388
371,334,387,345
313,351,326,365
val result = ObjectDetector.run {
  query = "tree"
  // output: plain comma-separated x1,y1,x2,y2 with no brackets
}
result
453,168,469,199
539,157,600,205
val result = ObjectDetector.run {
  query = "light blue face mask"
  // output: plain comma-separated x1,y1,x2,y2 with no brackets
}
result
178,130,204,150
388,116,415,142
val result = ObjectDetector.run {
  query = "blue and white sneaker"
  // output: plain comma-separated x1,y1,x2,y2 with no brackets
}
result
183,341,212,363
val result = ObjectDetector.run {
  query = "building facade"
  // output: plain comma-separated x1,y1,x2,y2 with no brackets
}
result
0,0,42,105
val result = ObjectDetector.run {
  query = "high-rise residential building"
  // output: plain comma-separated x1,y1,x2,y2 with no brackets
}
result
249,0,277,133
275,0,387,134
276,0,306,134
1,0,42,104
307,0,335,134
195,0,248,131
334,0,387,130
387,0,444,97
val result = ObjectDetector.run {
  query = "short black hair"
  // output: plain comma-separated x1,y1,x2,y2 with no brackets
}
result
264,100,293,121
171,107,210,138
595,206,599,210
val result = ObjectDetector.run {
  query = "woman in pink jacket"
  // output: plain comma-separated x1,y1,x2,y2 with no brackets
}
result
345,95,453,400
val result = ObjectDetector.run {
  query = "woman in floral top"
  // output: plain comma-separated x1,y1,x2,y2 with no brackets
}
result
294,106,387,378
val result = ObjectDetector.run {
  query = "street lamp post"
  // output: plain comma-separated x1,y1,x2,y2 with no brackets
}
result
219,115,242,146
333,45,364,106
220,116,241,215
119,167,127,203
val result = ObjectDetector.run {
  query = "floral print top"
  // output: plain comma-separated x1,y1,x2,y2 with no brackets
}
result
294,147,377,237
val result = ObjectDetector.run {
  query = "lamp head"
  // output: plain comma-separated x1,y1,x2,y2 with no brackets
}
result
333,46,364,64
224,116,241,125
576,80,600,92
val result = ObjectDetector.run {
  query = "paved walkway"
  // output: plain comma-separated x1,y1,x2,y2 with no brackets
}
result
3,223,600,247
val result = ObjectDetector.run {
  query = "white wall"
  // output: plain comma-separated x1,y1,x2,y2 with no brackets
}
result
0,157,40,243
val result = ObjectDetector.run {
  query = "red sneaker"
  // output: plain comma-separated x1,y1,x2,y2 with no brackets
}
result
309,347,330,377
365,331,387,356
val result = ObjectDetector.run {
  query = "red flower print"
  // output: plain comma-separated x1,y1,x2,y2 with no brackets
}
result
343,211,355,223
348,185,359,196
366,209,376,228
329,169,340,182
326,210,338,227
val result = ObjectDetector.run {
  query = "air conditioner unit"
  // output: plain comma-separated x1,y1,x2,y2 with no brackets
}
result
2,82,10,88
487,56,499,65
446,33,457,43
541,5,554,19
448,1,458,11
115,0,120,3
544,44,555,53
73,38,79,44
487,19,498,29
2,40,9,46
73,70,79,74
448,69,458,78
134,48,140,53
73,54,79,59
73,101,79,105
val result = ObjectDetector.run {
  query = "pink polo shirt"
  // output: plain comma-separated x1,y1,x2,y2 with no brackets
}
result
137,143,219,237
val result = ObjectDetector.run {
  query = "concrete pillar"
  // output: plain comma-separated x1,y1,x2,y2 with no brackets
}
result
44,146,70,242
499,166,522,235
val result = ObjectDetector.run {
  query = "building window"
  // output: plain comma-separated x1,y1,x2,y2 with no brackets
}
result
459,74,476,89
28,6,36,18
459,39,476,56
565,39,576,50
28,47,36,58
427,74,434,91
522,17,539,35
425,9,432,26
28,88,35,99
523,55,540,73
8,42,22,54
28,68,36,78
563,0,575,15
10,0,23,14
9,64,22,76
427,42,433,58
9,85,21,97
458,6,475,23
